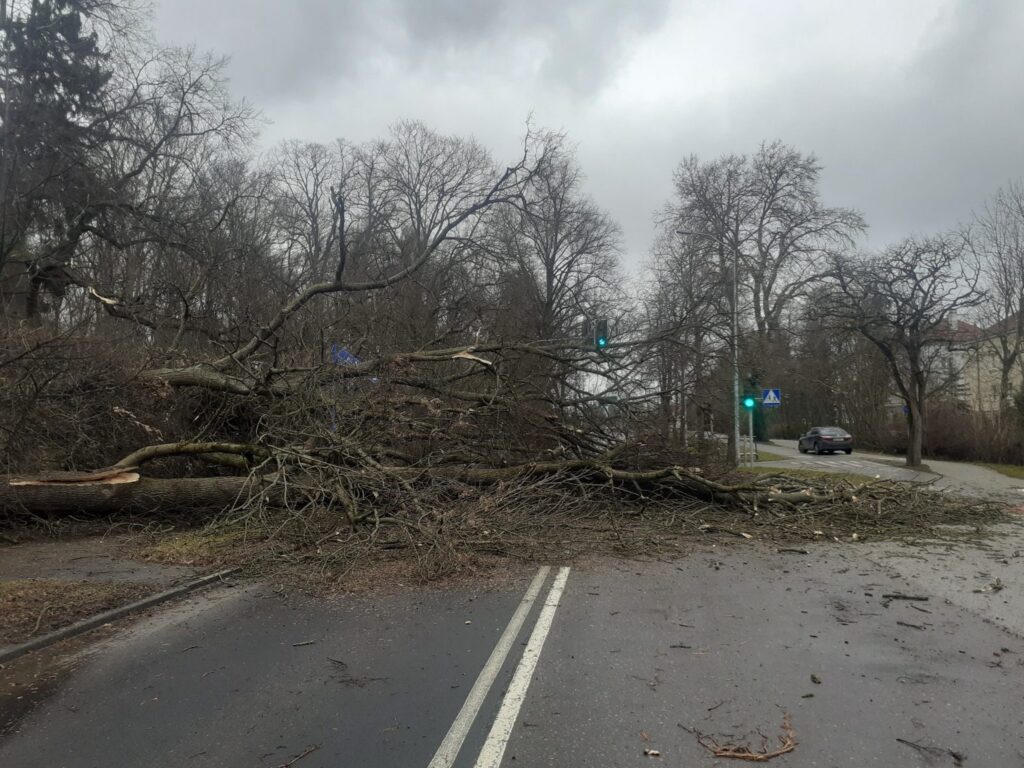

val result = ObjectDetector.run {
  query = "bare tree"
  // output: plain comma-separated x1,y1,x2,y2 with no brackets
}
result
830,236,984,465
746,142,865,336
642,229,727,447
967,180,1024,409
661,143,863,460
495,147,621,340
267,140,348,287
665,153,753,461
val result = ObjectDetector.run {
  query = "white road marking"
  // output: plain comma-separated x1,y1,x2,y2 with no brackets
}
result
798,459,873,470
427,566,551,768
474,566,571,768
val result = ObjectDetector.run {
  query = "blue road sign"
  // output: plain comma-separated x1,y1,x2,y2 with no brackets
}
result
761,388,782,408
330,343,362,366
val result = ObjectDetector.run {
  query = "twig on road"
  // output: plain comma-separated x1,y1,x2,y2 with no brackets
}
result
30,602,51,636
685,712,797,762
276,745,320,768
896,620,926,630
882,593,930,606
896,737,965,766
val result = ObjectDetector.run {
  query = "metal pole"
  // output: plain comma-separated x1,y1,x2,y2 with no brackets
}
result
748,407,754,467
732,249,741,467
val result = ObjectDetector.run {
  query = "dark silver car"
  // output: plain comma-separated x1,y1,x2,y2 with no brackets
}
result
798,426,853,455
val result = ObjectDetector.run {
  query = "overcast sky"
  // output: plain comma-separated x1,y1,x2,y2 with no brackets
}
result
152,0,1024,272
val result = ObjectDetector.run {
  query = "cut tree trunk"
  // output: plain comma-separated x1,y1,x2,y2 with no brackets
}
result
0,476,256,515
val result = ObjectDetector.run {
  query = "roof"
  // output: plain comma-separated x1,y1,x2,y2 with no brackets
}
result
930,317,984,344
982,312,1023,337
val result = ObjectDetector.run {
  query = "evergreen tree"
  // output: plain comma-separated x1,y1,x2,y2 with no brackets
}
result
0,0,110,265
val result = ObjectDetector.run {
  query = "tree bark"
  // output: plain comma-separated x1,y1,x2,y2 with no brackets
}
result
906,407,923,467
1,476,257,514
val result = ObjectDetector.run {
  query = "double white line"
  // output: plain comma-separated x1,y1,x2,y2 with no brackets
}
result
428,566,571,768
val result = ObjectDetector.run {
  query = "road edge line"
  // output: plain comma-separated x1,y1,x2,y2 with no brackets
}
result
427,565,551,768
474,566,571,768
0,568,239,665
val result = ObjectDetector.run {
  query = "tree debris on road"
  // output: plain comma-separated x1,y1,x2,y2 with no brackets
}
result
4,430,1010,582
686,712,797,762
896,737,966,766
882,593,931,606
274,745,320,768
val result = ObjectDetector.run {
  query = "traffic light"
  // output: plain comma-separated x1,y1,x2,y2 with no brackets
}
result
742,395,757,409
595,318,609,349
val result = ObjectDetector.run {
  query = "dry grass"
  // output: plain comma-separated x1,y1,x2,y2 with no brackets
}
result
134,527,258,566
0,579,151,645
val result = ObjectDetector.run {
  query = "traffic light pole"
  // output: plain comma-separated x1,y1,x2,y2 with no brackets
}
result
747,406,754,467
731,250,741,467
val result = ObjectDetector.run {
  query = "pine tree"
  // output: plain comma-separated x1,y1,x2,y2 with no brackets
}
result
0,0,111,266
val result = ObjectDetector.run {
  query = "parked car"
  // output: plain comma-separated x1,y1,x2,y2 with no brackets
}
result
798,426,853,454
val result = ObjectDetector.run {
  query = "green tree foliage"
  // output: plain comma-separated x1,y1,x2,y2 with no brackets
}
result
0,0,111,262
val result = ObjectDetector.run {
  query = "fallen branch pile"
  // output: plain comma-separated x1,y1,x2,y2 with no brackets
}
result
0,341,1009,581
2,431,1008,580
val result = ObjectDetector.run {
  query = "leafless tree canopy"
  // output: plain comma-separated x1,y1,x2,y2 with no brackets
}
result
828,236,984,465
968,182,1024,406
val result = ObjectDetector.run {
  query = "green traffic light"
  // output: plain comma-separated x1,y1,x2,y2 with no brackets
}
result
742,396,756,409
597,336,608,348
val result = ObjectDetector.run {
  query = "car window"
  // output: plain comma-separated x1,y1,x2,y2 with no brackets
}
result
821,427,846,435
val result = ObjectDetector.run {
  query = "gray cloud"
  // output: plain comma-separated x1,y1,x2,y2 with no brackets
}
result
153,0,669,103
152,0,1024,269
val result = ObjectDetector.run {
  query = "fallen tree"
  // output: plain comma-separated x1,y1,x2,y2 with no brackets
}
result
0,113,1008,581
3,424,1006,579
2,273,1008,580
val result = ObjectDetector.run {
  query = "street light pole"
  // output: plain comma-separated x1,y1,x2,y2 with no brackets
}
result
747,401,754,466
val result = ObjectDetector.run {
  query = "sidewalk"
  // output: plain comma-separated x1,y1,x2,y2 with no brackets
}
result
767,440,1024,504
923,458,1024,502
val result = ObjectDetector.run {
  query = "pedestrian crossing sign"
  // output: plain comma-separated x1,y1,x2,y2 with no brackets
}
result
762,388,781,407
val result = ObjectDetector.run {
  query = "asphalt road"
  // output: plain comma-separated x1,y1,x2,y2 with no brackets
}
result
3,532,1023,767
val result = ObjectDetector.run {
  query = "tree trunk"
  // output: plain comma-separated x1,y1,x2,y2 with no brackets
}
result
901,355,929,467
1000,362,1013,412
1,476,257,515
905,395,924,467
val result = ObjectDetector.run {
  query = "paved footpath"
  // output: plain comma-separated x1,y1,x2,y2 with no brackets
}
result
762,440,1024,504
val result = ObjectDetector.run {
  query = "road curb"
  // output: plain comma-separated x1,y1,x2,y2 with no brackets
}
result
0,568,239,665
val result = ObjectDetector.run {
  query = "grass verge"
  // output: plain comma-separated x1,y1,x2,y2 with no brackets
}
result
0,579,151,645
135,527,259,566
